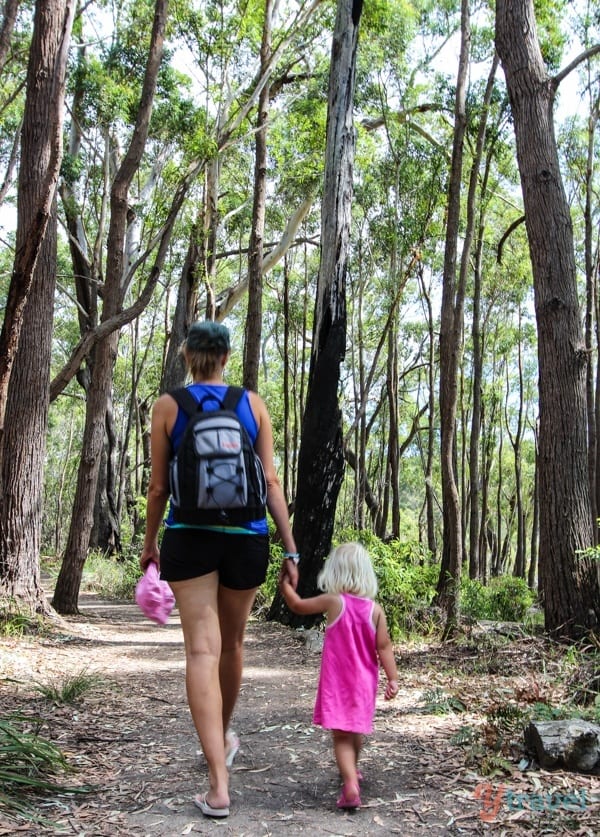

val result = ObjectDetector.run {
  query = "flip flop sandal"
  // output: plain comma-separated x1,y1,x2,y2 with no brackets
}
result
225,729,240,768
194,793,230,818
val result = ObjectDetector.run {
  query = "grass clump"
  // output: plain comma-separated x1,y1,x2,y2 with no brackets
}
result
32,668,104,705
0,600,46,638
0,714,88,823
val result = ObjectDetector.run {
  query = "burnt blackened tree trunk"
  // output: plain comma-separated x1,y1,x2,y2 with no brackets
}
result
269,0,362,625
496,0,600,638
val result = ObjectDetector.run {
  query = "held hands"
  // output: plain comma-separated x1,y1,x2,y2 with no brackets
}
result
384,679,399,700
279,559,299,591
279,574,294,599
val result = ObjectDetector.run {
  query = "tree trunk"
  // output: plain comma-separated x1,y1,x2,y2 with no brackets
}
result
269,0,362,625
243,0,272,392
528,428,539,589
468,58,499,579
386,324,400,538
0,0,74,453
0,0,19,75
437,0,470,637
161,226,200,392
509,325,526,578
418,270,438,559
0,208,57,613
0,0,75,613
496,0,600,638
52,0,168,614
584,92,599,542
91,403,121,554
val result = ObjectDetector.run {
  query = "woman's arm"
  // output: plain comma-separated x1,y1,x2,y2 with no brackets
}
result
373,603,399,699
140,394,177,570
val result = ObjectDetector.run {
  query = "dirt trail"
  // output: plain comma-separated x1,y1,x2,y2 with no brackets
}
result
1,592,598,835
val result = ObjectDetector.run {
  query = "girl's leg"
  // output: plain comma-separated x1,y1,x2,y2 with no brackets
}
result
354,733,364,776
332,730,361,801
170,573,229,809
217,585,259,733
353,732,365,767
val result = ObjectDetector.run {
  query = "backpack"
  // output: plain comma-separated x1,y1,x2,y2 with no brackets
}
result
168,386,267,525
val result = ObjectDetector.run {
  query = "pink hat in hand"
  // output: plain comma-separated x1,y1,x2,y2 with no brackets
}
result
135,563,175,625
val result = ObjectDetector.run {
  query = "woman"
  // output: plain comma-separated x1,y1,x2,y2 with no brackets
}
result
140,320,299,818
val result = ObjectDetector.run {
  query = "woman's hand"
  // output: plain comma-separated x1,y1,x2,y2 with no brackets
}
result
140,544,160,571
279,558,299,590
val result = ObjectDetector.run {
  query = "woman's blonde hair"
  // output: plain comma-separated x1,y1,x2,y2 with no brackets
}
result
317,542,378,599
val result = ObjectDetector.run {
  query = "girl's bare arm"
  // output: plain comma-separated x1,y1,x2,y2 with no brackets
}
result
280,578,340,620
374,603,399,699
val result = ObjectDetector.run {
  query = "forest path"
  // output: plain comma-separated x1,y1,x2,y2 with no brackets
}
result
1,591,598,835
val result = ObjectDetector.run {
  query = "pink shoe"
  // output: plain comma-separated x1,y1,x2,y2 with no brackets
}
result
337,784,361,810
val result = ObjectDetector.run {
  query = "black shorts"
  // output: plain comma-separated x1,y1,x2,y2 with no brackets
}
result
159,527,269,589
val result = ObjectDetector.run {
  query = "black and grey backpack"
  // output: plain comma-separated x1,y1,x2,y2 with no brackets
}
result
168,386,267,525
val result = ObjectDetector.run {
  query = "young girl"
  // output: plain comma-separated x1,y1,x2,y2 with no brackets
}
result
280,542,399,810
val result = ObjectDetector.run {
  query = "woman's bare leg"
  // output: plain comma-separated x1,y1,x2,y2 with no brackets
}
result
170,573,229,809
218,585,258,734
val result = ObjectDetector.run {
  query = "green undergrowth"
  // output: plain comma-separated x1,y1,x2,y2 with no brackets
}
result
39,532,537,641
257,529,539,640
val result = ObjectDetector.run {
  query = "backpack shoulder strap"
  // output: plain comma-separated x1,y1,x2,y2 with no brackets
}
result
168,387,201,417
222,385,245,412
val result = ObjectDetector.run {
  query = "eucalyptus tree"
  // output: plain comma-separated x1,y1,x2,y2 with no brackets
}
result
0,0,22,207
243,0,274,391
437,0,470,636
52,0,168,614
464,60,511,581
160,0,326,393
48,0,329,606
0,0,18,72
269,0,362,624
0,0,75,612
54,1,212,551
334,0,450,542
0,0,74,446
503,309,532,578
556,17,600,538
496,0,600,637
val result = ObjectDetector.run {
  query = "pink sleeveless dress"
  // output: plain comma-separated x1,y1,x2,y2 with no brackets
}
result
313,593,379,734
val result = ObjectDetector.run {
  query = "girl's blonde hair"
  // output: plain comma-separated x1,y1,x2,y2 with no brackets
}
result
317,542,378,599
